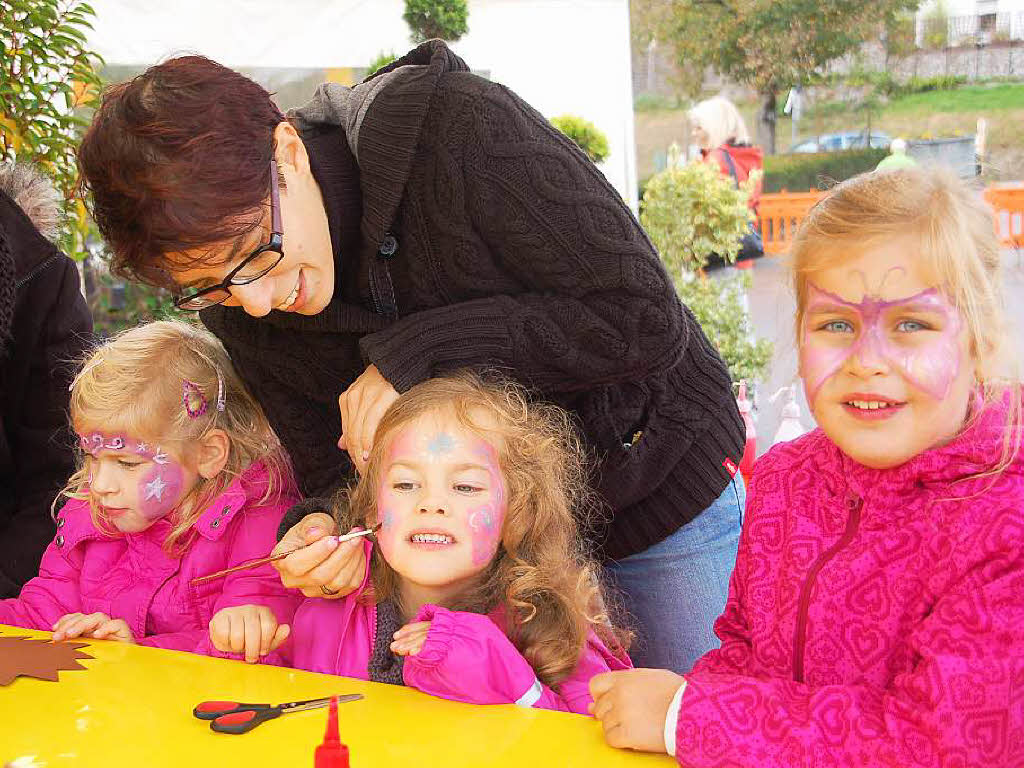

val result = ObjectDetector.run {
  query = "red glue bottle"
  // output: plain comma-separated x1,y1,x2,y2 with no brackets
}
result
736,380,757,483
315,696,349,768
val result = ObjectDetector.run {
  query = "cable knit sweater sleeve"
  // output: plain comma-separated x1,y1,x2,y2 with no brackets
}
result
359,78,688,394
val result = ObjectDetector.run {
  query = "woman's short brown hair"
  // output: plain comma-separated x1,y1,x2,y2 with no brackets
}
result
77,56,283,286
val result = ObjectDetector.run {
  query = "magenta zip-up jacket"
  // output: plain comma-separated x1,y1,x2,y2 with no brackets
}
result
0,462,302,662
289,561,632,715
674,394,1024,767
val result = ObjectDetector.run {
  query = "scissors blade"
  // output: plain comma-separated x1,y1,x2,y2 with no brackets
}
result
280,693,364,714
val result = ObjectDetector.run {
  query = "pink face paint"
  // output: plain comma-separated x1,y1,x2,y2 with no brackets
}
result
376,500,398,559
78,431,166,463
77,430,186,522
466,439,506,567
137,460,186,521
374,425,507,568
800,283,963,404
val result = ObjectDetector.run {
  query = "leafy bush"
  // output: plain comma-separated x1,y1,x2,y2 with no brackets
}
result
367,50,397,77
549,115,610,164
641,157,755,274
403,0,468,43
897,74,966,96
677,272,773,384
0,0,104,260
764,148,887,192
641,155,771,383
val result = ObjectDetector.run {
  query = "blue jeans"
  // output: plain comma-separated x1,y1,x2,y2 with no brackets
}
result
604,474,746,674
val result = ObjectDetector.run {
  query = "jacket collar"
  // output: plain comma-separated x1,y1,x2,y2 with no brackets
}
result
818,389,1022,504
0,189,65,354
351,40,470,250
55,463,268,549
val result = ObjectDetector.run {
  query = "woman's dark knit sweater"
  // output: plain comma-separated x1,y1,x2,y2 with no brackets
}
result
201,41,744,561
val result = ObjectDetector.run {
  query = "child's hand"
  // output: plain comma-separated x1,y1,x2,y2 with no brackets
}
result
209,605,290,663
52,612,134,643
588,668,685,754
273,516,366,600
390,620,431,656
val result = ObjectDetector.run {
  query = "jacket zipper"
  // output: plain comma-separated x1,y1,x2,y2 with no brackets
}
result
14,254,60,292
791,492,862,682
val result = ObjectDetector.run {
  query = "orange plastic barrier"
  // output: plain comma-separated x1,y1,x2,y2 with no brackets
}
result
984,187,1024,249
757,187,1024,255
756,191,825,255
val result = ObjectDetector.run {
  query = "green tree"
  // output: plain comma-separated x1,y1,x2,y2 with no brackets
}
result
0,0,103,259
367,50,398,77
923,0,950,49
634,0,917,154
403,0,469,43
641,149,772,382
550,115,610,164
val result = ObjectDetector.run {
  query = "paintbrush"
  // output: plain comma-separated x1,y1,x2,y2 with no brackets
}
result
190,524,382,586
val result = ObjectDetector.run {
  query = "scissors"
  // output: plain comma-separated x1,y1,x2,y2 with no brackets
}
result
193,694,364,734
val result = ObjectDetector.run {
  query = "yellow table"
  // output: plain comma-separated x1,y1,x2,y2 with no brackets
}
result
0,625,673,767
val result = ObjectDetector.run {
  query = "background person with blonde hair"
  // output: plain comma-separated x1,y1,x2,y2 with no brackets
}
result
689,96,764,216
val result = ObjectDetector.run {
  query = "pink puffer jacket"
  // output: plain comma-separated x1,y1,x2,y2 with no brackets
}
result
0,462,302,661
676,394,1024,767
290,568,631,715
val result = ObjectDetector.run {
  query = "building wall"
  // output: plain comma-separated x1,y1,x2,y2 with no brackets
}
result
86,0,638,209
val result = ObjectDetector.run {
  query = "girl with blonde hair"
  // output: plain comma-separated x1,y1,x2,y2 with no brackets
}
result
591,167,1024,766
268,373,631,712
0,321,302,664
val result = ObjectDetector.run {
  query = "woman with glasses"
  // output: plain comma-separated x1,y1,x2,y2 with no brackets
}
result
77,41,746,675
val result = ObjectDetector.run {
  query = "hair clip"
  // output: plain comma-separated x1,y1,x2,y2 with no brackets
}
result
182,380,208,419
215,368,226,412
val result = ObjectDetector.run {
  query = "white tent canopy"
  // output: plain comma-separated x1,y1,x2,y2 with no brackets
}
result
85,0,638,208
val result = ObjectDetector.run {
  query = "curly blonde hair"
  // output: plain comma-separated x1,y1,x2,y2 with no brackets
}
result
791,167,1021,477
336,372,629,688
61,320,292,553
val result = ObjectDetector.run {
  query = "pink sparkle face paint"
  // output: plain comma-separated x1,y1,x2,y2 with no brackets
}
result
78,430,189,524
136,459,186,521
466,440,506,567
800,283,963,404
374,416,508,588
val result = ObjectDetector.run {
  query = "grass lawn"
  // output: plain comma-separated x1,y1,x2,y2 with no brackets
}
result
635,83,1024,183
887,83,1024,113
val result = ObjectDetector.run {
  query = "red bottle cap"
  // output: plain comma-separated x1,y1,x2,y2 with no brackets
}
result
315,697,349,768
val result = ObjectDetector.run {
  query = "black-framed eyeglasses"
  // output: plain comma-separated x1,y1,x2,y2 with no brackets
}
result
174,160,284,311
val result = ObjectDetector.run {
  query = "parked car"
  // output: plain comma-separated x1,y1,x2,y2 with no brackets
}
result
790,131,891,153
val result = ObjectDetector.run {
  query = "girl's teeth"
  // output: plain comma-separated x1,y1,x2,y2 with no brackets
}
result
849,400,892,410
411,533,453,544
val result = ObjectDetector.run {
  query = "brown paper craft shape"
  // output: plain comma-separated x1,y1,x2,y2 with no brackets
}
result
0,636,92,685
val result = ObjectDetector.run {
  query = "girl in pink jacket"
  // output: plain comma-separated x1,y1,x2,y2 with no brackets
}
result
259,374,631,713
0,321,302,663
590,167,1024,766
